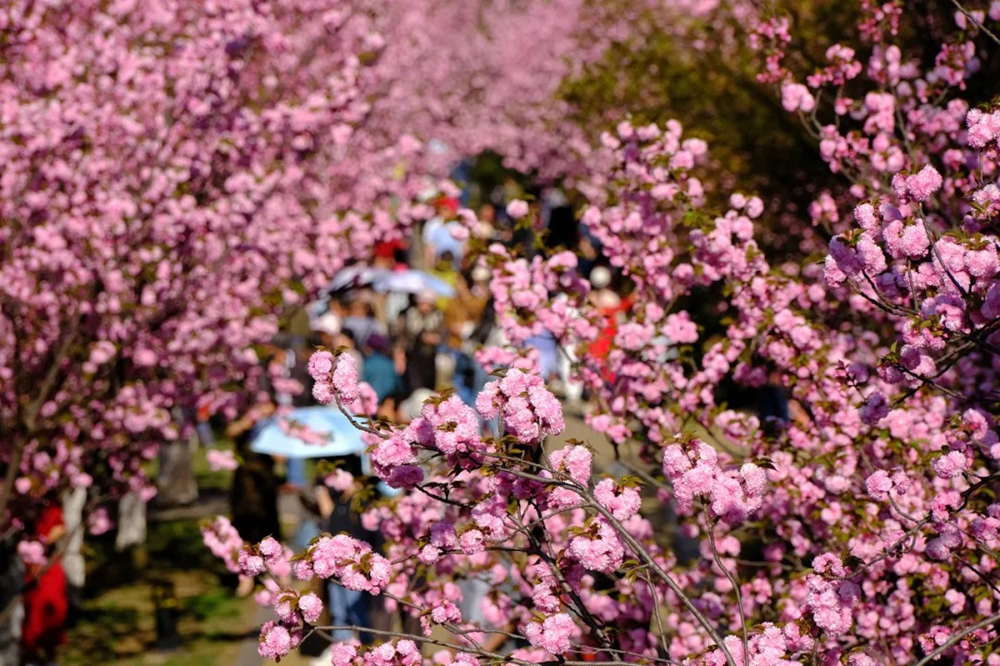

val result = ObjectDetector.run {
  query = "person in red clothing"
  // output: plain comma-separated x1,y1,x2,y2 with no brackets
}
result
586,266,624,385
21,501,67,666
372,239,407,270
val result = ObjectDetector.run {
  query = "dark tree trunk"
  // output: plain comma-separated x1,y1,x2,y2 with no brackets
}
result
0,538,23,666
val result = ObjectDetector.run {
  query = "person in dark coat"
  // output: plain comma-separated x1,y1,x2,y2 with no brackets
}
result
314,456,379,647
230,429,282,548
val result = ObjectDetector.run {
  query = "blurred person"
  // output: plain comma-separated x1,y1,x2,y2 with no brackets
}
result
544,205,578,254
311,297,346,343
576,233,600,277
587,265,625,387
490,204,515,245
372,238,406,271
20,496,67,666
195,403,215,447
442,272,489,403
229,416,282,596
494,176,524,216
288,341,317,408
396,291,442,392
384,289,411,331
477,202,496,228
361,333,401,402
312,456,378,662
377,242,413,325
341,293,387,350
450,159,473,207
430,251,459,311
758,365,790,425
422,197,463,268
538,187,568,247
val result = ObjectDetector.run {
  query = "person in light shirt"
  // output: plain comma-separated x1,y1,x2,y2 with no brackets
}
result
422,197,464,269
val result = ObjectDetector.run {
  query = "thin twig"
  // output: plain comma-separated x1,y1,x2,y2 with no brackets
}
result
911,611,1000,666
951,0,1000,45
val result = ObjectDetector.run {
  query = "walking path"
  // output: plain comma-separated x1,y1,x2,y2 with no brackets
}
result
236,606,277,666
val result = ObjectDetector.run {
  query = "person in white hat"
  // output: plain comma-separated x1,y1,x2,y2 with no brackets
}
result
588,266,621,310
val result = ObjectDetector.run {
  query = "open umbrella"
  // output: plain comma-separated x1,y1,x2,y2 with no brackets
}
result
327,266,391,293
249,406,367,458
372,269,455,297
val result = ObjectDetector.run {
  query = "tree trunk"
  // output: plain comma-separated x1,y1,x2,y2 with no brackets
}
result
156,438,199,507
0,538,23,666
115,491,147,552
62,486,87,626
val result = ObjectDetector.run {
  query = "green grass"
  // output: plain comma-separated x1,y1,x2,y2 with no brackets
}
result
64,438,258,665
63,569,255,666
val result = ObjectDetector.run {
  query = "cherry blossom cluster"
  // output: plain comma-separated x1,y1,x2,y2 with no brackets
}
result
474,369,565,445
389,9,1000,657
238,533,392,660
326,639,434,666
201,516,246,576
308,350,379,417
291,535,392,594
661,438,766,524
0,0,446,536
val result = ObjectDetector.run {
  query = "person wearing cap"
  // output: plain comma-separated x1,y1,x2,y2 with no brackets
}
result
588,265,626,385
372,238,407,270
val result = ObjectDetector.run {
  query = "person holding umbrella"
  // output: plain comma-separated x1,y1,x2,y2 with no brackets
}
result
228,409,283,597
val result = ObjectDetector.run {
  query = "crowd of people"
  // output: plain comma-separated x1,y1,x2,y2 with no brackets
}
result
217,189,616,663
270,189,619,434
